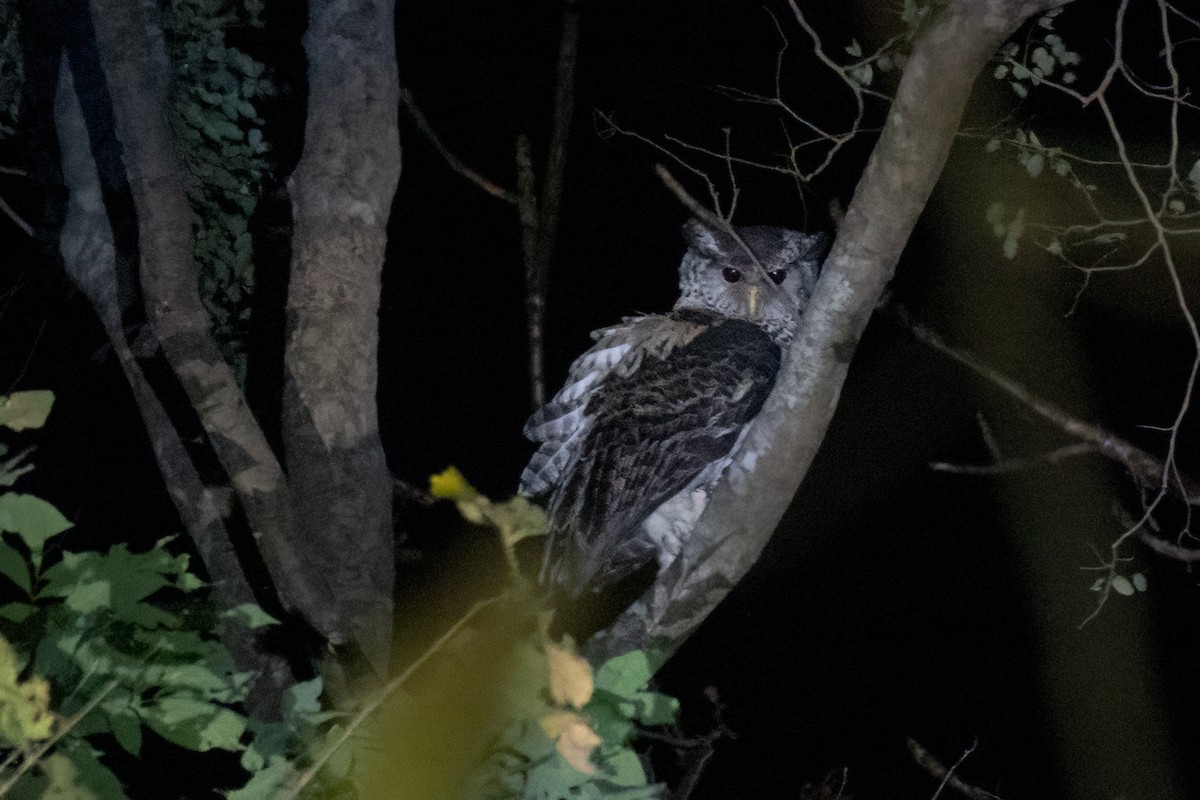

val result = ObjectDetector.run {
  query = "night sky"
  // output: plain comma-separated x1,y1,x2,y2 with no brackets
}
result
4,1,1200,797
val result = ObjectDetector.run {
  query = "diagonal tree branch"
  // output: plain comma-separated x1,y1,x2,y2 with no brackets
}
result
593,0,1078,661
901,309,1200,504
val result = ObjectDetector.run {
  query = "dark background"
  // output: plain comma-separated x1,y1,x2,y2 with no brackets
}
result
3,1,1199,797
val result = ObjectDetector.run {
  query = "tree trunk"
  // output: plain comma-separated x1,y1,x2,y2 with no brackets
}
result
593,0,1078,661
282,0,401,672
48,0,403,696
54,55,294,714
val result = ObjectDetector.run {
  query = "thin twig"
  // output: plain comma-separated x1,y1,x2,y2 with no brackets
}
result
898,307,1200,504
930,442,1099,476
0,192,33,237
398,87,517,205
1139,530,1200,562
907,737,1002,800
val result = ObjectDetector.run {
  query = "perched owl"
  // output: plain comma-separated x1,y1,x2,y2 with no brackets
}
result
521,218,828,597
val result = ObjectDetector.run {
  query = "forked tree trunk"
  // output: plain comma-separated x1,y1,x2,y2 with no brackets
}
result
47,0,401,704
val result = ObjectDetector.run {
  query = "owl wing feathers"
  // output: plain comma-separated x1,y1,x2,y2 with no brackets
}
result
523,310,782,594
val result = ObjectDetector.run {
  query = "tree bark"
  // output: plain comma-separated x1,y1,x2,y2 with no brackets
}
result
283,0,401,671
55,58,293,714
85,0,343,646
594,0,1078,660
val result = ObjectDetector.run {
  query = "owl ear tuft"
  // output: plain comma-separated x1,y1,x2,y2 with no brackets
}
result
681,218,726,257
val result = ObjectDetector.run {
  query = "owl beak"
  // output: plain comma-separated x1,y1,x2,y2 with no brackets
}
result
746,285,760,317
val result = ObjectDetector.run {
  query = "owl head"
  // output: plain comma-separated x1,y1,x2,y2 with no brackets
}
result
674,218,829,343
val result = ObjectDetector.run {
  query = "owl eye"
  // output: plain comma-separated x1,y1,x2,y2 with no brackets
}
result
768,269,789,285
722,267,743,283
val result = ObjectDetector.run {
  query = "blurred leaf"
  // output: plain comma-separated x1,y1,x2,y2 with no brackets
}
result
222,603,279,629
0,634,54,746
541,710,601,775
0,391,55,431
546,639,593,709
593,651,654,700
1110,576,1135,596
429,466,476,501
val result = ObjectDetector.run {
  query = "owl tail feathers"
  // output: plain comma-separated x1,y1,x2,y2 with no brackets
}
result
537,520,662,644
540,554,659,644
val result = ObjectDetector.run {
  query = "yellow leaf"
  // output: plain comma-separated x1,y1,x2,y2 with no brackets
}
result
0,636,54,746
545,640,593,709
0,391,55,431
540,710,601,775
429,466,477,501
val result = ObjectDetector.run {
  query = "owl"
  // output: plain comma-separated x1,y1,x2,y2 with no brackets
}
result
521,218,828,596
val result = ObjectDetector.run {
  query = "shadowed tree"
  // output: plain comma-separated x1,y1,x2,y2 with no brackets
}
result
25,0,400,710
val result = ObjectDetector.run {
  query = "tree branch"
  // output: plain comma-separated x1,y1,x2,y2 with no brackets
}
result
907,738,1002,800
398,87,517,205
593,0,1076,661
901,308,1200,504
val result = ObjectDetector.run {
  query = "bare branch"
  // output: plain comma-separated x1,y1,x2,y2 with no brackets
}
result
398,87,517,205
901,310,1200,504
907,738,1003,800
930,442,1100,475
0,192,33,236
1139,530,1200,561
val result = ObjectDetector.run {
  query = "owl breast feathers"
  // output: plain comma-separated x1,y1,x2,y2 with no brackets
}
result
521,219,828,596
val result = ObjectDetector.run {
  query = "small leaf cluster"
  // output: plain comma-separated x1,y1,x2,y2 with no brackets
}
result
431,468,674,799
981,128,1124,261
993,10,1081,98
1090,571,1148,597
164,0,272,383
469,648,674,800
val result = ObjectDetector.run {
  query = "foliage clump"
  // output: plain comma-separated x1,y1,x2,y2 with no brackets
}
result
163,0,273,382
0,391,331,799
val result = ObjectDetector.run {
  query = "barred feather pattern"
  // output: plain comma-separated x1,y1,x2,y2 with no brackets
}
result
521,308,782,595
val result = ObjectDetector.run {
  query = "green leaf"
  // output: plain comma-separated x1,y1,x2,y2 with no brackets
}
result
0,602,36,623
62,744,133,800
282,676,324,718
222,603,279,629
0,493,73,566
585,697,634,744
601,747,649,787
593,651,654,699
632,691,678,726
199,707,247,750
108,710,143,756
0,540,31,593
224,755,296,799
145,694,247,751
0,391,55,431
